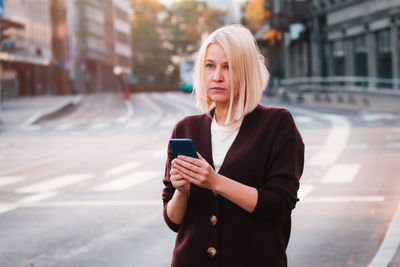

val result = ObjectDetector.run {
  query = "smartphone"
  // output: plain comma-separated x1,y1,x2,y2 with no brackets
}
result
169,138,198,158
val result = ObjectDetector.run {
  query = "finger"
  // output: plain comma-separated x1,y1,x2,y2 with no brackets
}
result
197,152,205,161
177,155,203,167
176,164,201,182
174,179,189,188
175,158,202,173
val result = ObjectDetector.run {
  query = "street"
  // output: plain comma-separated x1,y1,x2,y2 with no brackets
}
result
0,91,400,267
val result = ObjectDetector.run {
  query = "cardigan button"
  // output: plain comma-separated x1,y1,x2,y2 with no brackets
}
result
211,190,218,197
209,215,217,227
206,247,217,258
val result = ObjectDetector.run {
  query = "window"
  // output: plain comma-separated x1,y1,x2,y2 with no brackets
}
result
332,40,345,75
377,29,392,79
353,35,367,77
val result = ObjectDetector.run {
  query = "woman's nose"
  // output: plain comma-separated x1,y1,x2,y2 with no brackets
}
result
212,67,224,82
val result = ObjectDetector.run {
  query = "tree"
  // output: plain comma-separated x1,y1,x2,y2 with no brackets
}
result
130,0,172,83
163,1,226,56
245,0,270,32
130,0,226,84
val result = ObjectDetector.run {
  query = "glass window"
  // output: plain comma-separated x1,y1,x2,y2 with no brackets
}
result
377,29,392,79
333,40,345,75
353,35,367,77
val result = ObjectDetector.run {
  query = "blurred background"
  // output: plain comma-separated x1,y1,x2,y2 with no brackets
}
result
0,0,400,267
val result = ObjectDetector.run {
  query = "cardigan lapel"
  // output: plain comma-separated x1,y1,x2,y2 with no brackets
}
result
203,108,215,170
208,105,257,174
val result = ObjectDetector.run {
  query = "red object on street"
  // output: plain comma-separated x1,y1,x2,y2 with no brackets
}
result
125,86,130,100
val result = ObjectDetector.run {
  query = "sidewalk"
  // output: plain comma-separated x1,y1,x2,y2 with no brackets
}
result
0,94,82,129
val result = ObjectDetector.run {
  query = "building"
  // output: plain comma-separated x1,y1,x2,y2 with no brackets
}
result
67,0,132,93
51,0,71,95
112,0,132,77
2,0,53,97
68,0,106,93
314,0,400,88
254,0,400,92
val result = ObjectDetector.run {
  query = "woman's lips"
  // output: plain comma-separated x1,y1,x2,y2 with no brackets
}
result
210,87,226,92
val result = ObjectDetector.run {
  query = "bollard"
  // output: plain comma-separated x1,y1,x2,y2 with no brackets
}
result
125,86,130,100
337,94,344,103
347,94,356,104
296,92,305,103
362,96,370,106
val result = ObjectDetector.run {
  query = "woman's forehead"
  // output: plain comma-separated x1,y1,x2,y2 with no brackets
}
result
205,43,228,61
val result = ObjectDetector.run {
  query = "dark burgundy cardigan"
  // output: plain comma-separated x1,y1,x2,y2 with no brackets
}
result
162,104,304,267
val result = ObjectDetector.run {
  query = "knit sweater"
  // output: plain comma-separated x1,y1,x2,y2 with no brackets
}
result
162,104,305,267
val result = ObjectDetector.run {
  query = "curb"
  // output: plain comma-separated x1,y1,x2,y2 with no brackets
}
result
22,95,83,127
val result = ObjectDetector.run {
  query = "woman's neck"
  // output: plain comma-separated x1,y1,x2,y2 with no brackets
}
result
215,106,235,126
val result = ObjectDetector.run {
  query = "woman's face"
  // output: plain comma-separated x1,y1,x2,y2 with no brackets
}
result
205,43,231,107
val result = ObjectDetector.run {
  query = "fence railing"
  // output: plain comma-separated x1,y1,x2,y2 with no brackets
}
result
281,76,400,95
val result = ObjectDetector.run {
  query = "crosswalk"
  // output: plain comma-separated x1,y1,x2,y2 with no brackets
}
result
2,93,399,215
0,162,164,215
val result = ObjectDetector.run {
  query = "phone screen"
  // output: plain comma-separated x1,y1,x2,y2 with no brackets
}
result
169,138,198,158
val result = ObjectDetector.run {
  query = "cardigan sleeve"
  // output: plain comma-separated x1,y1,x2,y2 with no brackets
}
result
161,125,181,232
251,110,304,222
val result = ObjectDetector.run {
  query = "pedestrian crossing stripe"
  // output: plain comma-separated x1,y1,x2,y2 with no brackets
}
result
16,173,94,194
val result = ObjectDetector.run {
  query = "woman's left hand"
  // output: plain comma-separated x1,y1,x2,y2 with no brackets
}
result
172,153,219,191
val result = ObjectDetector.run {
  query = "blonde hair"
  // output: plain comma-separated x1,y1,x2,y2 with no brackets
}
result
193,24,269,122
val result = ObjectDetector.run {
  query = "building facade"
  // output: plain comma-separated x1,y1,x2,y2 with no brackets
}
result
51,0,71,95
255,0,400,91
68,0,132,93
2,0,53,97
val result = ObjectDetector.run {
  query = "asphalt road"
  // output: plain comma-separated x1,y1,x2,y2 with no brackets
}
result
0,92,399,267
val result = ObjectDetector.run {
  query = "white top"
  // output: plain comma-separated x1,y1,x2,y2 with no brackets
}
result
211,116,243,173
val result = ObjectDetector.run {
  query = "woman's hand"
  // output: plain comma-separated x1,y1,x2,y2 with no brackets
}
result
170,164,191,194
173,153,220,191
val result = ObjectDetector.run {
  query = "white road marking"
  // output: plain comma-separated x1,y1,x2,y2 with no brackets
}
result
141,93,163,116
90,122,109,130
116,100,134,124
56,124,75,131
160,119,179,127
369,200,400,267
150,149,167,159
0,192,59,215
0,200,162,208
16,173,94,193
321,164,361,184
160,93,192,115
0,205,17,214
309,114,351,166
302,196,385,203
104,162,142,177
298,185,314,199
306,143,368,151
94,171,160,191
18,191,58,204
20,125,40,132
124,121,145,128
294,116,313,124
362,113,397,121
0,176,25,187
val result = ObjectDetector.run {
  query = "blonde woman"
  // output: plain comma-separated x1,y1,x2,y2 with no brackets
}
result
162,24,304,267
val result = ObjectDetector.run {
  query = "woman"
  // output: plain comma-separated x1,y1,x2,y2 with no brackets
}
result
162,24,304,267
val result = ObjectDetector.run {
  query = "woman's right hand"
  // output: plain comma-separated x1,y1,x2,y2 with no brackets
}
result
170,160,190,194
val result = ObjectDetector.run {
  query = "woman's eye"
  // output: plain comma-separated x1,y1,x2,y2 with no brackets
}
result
206,64,214,69
224,65,229,70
